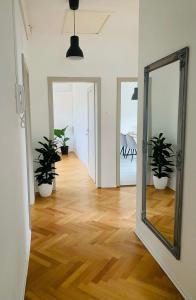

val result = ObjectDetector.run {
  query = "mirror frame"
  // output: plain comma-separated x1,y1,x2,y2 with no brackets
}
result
141,47,189,259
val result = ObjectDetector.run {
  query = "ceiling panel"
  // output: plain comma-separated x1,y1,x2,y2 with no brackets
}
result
62,10,112,35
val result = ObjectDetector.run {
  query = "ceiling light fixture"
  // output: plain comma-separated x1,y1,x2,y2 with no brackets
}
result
131,87,138,100
69,0,79,10
66,0,84,60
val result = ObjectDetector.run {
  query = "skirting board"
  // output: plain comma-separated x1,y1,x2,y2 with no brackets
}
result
135,228,191,300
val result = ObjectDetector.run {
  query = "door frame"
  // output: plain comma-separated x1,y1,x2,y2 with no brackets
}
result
48,77,101,188
22,54,35,228
87,84,96,183
116,77,138,187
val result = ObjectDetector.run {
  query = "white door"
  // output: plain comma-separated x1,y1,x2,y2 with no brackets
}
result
87,85,96,182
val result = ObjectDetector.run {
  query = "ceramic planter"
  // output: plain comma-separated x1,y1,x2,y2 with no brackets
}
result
38,183,53,197
153,175,168,190
61,146,69,155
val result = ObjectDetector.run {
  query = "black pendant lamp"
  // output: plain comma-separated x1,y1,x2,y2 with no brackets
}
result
131,87,138,100
69,0,79,10
66,0,84,60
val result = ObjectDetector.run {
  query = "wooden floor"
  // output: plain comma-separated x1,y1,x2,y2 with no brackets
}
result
25,153,183,300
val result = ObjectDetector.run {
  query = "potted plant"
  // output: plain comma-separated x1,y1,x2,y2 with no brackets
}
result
35,137,61,197
54,126,70,155
149,133,174,190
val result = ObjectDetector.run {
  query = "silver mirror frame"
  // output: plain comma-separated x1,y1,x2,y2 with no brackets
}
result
141,47,189,259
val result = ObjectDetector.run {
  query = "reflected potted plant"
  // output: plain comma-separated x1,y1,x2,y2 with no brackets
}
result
149,133,174,190
35,137,61,197
54,126,70,155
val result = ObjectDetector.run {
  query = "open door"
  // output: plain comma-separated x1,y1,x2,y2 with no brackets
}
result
87,84,96,183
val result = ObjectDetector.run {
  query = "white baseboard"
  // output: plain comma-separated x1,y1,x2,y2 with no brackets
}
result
135,228,191,300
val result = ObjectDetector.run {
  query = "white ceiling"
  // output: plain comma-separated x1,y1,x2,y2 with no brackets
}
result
26,0,139,36
62,10,112,35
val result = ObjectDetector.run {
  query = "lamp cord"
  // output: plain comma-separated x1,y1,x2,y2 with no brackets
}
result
74,10,76,35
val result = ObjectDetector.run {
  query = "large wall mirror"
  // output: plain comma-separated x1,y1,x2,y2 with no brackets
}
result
142,47,189,259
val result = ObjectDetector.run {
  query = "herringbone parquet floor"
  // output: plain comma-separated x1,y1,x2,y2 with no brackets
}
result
146,186,175,244
25,153,184,300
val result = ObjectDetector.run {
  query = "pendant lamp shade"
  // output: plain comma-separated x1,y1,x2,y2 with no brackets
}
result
131,87,138,100
66,3,84,60
66,35,84,60
69,0,79,10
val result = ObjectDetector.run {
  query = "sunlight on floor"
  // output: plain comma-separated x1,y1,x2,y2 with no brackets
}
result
120,155,137,186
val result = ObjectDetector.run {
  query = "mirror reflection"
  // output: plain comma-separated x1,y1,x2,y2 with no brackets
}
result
146,61,180,245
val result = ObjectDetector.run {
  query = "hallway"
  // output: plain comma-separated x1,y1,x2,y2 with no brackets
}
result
25,154,183,300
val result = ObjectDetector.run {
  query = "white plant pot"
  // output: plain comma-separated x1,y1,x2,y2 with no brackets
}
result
38,183,53,197
153,175,168,190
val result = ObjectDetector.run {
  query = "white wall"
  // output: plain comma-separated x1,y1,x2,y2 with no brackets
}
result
150,62,179,145
121,82,138,134
53,83,74,151
28,1,139,187
0,0,31,299
136,1,196,299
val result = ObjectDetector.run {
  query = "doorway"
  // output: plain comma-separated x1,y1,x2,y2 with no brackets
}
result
116,78,138,186
48,77,101,187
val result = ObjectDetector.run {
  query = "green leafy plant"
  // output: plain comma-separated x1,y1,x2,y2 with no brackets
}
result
35,137,61,186
54,126,70,147
149,133,174,178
